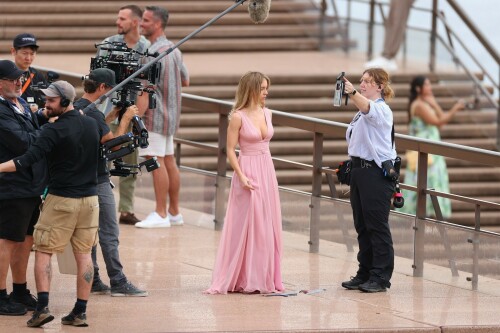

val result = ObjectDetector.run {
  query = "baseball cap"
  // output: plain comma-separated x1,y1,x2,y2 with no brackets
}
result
89,68,116,87
0,60,24,80
40,81,76,102
13,33,39,49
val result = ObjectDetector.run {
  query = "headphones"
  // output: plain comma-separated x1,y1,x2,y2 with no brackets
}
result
51,84,70,107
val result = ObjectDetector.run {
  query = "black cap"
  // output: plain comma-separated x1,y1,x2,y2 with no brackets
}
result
89,68,116,87
13,33,39,49
0,60,24,80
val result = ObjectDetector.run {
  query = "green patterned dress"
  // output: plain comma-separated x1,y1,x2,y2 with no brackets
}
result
398,113,452,219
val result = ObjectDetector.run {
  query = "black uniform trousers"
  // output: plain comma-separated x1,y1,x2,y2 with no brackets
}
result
349,159,395,287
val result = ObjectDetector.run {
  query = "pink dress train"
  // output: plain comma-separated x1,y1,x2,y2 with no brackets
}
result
205,108,284,294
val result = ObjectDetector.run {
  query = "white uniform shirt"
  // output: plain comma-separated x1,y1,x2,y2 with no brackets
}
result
346,99,397,168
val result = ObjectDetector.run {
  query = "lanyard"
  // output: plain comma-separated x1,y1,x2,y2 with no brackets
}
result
21,72,35,94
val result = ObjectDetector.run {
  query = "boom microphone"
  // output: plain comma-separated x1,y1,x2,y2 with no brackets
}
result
248,0,271,24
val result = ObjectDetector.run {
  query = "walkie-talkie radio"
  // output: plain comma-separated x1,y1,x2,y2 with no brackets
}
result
333,71,349,107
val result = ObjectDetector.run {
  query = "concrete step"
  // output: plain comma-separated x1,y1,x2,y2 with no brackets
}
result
179,108,495,128
0,12,323,27
184,82,484,99
0,1,315,14
0,37,349,53
188,72,484,85
3,25,341,41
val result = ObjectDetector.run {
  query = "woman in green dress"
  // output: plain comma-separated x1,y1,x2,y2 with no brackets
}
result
399,76,465,219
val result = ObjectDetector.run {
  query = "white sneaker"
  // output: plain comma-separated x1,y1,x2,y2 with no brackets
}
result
135,212,170,228
168,213,184,226
364,56,398,71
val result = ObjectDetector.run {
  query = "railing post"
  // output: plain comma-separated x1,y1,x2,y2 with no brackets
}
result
467,204,481,290
497,68,500,149
175,142,181,167
214,113,229,231
367,0,375,60
309,132,324,253
319,0,326,50
413,152,429,277
429,0,438,72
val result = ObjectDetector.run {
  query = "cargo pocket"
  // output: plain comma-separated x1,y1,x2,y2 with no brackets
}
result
53,203,76,213
33,224,52,247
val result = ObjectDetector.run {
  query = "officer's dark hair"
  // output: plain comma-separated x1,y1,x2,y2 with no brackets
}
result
408,75,427,124
120,4,143,19
145,6,169,29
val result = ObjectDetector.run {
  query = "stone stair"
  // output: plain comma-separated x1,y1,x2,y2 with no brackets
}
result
0,0,353,53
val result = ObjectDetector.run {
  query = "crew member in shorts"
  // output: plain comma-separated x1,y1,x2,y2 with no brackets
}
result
0,81,100,328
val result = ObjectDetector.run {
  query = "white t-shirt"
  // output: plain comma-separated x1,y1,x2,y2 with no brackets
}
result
346,99,397,168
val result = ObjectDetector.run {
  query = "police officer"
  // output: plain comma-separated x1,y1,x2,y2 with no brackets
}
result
10,33,48,112
340,68,397,293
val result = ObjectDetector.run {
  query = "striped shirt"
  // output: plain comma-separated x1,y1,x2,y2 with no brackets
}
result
142,36,189,136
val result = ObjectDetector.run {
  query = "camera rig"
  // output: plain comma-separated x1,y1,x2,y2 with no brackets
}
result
91,41,160,119
101,127,159,177
90,41,161,176
30,70,60,107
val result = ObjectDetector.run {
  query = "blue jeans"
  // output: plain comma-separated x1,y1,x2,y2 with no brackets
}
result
91,182,127,286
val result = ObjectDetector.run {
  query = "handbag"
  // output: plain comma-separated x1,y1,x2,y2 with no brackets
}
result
335,159,351,185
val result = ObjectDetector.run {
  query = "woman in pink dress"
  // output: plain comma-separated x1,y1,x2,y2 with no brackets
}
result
205,71,284,294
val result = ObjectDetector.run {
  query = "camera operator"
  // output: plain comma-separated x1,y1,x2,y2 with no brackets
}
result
96,4,150,226
0,81,100,327
135,6,190,228
340,68,397,293
0,60,47,315
10,33,48,112
73,68,147,297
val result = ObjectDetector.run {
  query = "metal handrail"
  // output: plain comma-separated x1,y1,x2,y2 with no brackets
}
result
445,0,500,65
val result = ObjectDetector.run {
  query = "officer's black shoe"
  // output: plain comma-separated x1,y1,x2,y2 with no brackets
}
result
358,280,387,293
341,276,366,290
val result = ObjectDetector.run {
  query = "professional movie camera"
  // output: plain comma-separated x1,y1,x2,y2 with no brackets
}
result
91,41,161,176
91,41,160,119
31,70,60,91
29,70,60,107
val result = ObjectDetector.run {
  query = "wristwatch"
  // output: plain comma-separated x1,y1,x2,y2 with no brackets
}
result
351,89,357,96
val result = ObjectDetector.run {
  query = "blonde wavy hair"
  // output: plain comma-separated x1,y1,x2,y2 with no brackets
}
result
363,68,395,101
229,71,270,118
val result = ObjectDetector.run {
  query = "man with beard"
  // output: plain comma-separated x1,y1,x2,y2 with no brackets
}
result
96,4,150,226
0,60,47,315
0,81,100,327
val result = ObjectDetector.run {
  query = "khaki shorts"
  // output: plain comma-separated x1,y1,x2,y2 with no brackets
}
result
33,194,99,254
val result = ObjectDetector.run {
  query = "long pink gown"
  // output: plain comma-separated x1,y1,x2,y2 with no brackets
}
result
205,108,284,294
